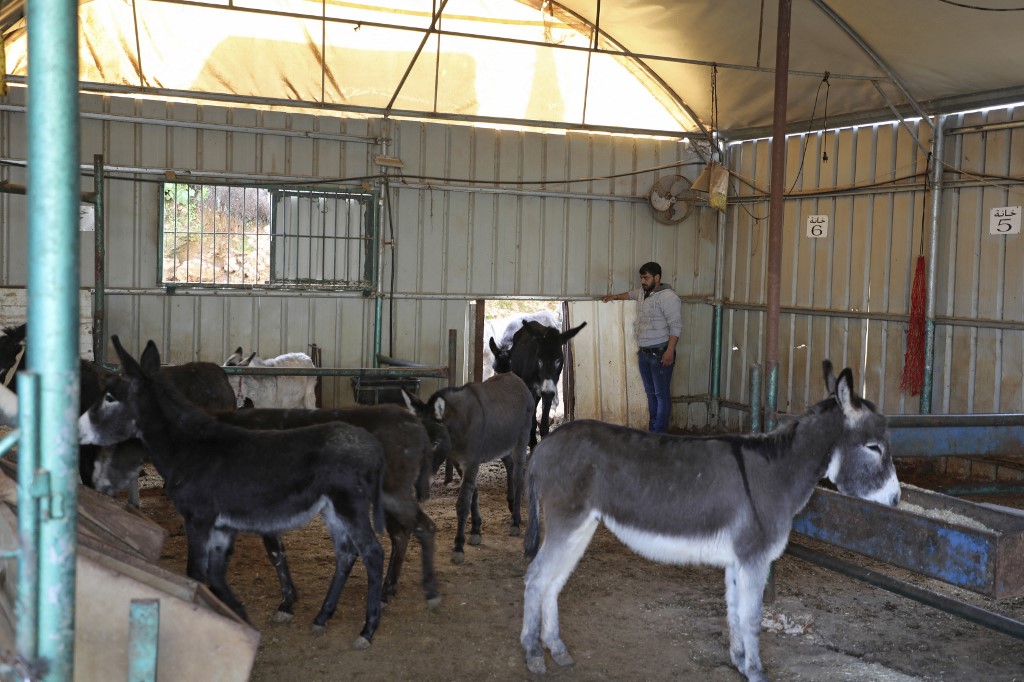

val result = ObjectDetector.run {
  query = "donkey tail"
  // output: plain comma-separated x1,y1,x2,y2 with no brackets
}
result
523,463,542,560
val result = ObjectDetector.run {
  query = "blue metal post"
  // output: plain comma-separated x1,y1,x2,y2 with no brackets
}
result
127,599,160,682
26,0,82,677
16,374,40,664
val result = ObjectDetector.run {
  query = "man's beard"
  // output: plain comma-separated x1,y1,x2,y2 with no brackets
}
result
642,282,654,293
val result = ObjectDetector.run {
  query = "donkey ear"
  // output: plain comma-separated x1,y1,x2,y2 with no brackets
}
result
401,388,423,414
111,336,141,376
822,359,837,397
834,368,860,420
241,352,257,367
561,321,587,341
139,341,161,375
488,337,501,354
432,395,447,421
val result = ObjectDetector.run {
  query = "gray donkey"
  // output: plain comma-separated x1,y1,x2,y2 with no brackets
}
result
405,372,535,564
521,361,900,681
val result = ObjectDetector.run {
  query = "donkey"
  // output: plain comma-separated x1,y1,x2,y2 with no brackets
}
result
80,336,388,647
0,380,17,428
484,310,561,376
405,372,534,564
224,347,318,409
0,324,234,492
497,320,586,447
520,361,901,681
98,404,443,610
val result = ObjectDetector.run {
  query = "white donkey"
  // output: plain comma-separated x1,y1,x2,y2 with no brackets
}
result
224,346,317,409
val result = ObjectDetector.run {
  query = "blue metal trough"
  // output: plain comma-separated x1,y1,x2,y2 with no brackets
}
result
887,413,1024,458
793,484,1024,599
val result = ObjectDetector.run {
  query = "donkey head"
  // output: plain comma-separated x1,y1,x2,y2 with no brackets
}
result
488,337,512,374
511,321,587,398
402,388,453,472
821,360,900,507
79,336,161,447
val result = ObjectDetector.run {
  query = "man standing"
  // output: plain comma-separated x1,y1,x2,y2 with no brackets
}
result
601,261,682,433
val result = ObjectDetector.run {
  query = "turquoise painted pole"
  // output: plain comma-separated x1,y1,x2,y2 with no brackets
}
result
27,0,82,678
127,599,160,682
16,373,40,665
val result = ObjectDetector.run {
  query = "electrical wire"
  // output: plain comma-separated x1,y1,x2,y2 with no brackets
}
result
934,0,1024,10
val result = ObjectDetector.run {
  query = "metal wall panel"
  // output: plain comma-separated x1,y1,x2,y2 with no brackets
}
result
6,89,1016,418
722,110,1024,427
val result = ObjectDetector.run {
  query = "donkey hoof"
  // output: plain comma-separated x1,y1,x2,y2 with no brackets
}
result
451,551,465,564
310,624,327,636
352,636,372,650
426,594,443,610
525,656,547,675
271,610,294,624
468,533,482,546
551,651,575,668
509,525,521,537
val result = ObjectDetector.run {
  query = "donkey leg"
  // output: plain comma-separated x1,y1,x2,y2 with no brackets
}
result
731,560,771,682
469,486,483,545
501,455,520,536
262,534,299,622
509,449,526,535
413,508,441,608
521,515,599,674
205,527,250,624
452,464,479,562
183,519,212,583
383,518,410,604
725,563,745,669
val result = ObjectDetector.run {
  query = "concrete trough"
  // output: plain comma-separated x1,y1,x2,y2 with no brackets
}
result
792,485,1024,599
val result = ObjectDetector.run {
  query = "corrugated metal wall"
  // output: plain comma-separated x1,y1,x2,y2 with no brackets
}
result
2,88,1020,419
720,107,1024,429
1,89,712,409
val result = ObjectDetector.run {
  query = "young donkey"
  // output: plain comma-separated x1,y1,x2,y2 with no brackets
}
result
521,361,901,681
80,337,388,648
406,372,534,564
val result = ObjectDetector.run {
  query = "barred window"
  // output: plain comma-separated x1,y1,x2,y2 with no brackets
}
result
161,183,376,289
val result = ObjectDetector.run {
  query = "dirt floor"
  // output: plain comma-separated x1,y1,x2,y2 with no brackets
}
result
128,460,1024,682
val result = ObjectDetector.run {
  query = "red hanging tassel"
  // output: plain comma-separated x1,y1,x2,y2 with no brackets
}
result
900,255,927,395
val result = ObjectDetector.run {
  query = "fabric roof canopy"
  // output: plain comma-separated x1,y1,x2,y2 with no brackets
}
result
3,0,1024,140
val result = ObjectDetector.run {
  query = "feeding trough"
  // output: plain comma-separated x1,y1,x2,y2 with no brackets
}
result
793,484,1024,599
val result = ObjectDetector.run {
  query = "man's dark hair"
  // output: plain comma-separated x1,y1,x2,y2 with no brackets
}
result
639,261,662,277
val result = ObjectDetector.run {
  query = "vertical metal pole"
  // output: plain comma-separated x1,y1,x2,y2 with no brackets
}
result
447,329,457,388
92,154,106,365
765,0,792,431
27,0,81,677
127,599,160,682
921,117,946,414
16,373,40,665
749,363,762,434
765,359,779,432
372,191,384,368
708,208,728,429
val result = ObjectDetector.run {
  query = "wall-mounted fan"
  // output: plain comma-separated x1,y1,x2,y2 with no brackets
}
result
647,175,697,224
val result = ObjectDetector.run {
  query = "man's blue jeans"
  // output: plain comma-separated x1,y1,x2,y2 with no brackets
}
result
637,350,674,432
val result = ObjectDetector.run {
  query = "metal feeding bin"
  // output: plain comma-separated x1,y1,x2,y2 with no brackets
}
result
793,484,1024,599
351,375,421,406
